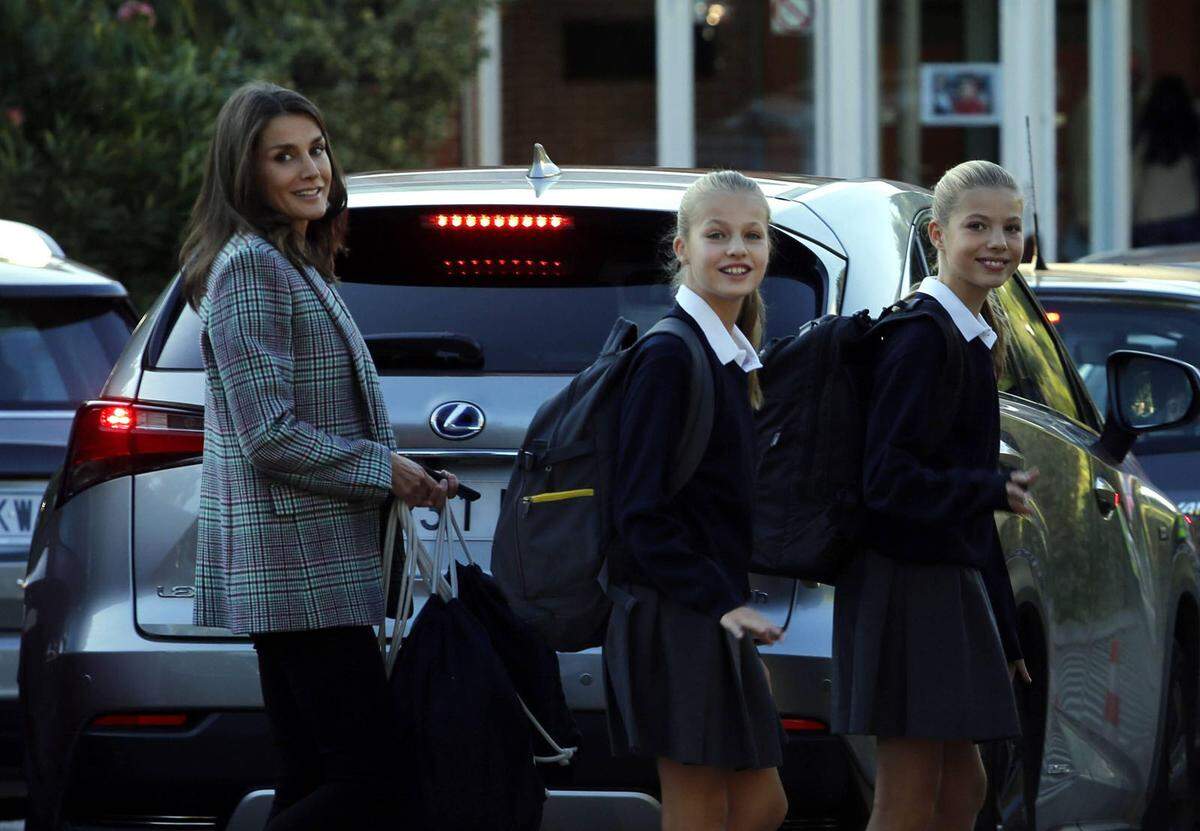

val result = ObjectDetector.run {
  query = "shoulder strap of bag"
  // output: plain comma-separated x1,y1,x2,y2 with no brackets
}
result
871,296,969,448
644,317,716,497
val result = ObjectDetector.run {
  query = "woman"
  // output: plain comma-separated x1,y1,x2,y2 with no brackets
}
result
604,170,789,831
182,81,455,830
832,159,1035,831
1132,75,1200,247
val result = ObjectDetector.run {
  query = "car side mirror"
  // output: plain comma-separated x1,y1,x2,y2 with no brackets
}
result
1096,350,1200,463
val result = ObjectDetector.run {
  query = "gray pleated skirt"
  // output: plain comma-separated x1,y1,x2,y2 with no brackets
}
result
832,550,1020,742
603,583,785,770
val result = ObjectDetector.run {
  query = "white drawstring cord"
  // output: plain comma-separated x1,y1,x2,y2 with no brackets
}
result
380,501,577,766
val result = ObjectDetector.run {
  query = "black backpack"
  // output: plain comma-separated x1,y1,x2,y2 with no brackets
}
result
492,315,715,652
750,296,965,583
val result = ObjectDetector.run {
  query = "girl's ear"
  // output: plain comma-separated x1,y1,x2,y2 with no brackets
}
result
672,234,688,265
927,218,945,251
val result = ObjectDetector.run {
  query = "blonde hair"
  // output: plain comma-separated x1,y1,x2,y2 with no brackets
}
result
669,170,769,408
929,160,1023,377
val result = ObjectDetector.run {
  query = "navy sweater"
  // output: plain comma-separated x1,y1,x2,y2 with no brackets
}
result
861,298,1022,661
613,309,753,620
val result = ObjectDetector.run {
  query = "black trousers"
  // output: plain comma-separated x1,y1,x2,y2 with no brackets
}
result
251,625,397,830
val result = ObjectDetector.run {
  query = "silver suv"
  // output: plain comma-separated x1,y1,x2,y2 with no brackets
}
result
20,162,1200,830
0,220,135,801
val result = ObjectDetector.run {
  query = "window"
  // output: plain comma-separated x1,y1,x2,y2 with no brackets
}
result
694,1,816,173
994,280,1084,422
155,206,825,373
1040,294,1200,453
502,0,657,165
0,298,132,408
910,211,936,290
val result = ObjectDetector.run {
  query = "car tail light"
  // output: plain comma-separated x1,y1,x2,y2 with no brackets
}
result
781,718,828,733
424,212,574,231
1046,310,1061,324
441,257,565,277
91,712,193,730
60,400,204,504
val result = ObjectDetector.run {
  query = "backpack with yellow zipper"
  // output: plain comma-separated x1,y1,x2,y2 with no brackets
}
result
491,315,714,652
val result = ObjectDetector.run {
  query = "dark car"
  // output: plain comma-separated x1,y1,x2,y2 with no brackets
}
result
0,220,137,796
1030,263,1200,520
19,161,1200,831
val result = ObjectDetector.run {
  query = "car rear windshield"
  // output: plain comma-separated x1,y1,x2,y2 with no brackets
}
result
0,297,132,409
155,205,825,372
1041,294,1200,454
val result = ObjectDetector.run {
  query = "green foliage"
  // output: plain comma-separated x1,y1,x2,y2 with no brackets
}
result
0,0,493,309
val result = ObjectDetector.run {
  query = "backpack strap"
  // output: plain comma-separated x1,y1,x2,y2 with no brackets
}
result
643,317,716,497
869,296,969,450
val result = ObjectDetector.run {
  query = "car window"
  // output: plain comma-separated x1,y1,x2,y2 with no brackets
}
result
994,280,1084,422
1040,294,1200,454
155,206,825,372
910,211,936,289
0,298,132,408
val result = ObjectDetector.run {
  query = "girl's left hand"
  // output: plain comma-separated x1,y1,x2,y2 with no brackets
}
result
720,606,783,644
1009,659,1032,684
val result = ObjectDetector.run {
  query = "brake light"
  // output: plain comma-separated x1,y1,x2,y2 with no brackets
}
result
781,718,828,733
426,212,573,231
1046,311,1061,324
441,257,565,277
60,400,204,504
91,713,192,730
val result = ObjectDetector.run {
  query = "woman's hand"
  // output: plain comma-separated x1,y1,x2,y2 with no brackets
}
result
1006,467,1040,515
1009,659,1032,684
720,606,783,645
390,454,452,507
426,467,460,501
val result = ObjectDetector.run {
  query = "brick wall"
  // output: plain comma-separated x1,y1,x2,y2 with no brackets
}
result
500,0,657,166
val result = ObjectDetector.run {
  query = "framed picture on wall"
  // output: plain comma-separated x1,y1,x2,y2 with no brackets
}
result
920,63,1002,126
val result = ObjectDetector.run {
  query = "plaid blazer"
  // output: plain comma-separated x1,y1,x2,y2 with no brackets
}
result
194,234,396,634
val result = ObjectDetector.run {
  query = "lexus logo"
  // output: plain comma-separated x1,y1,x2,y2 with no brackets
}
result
430,401,485,440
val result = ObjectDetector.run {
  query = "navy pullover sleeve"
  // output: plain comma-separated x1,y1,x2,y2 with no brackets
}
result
614,336,745,620
862,319,1010,523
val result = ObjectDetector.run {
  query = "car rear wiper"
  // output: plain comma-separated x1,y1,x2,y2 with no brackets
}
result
363,332,484,371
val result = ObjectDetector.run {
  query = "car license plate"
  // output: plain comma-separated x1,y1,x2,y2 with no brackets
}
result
411,479,506,542
0,482,45,551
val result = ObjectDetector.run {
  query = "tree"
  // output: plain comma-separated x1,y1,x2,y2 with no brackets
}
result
0,0,493,309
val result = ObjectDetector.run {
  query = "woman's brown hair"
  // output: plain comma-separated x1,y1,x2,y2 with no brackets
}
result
179,81,349,310
668,170,769,409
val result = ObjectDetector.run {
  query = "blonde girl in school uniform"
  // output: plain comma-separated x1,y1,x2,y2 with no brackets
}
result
831,159,1037,831
603,170,789,831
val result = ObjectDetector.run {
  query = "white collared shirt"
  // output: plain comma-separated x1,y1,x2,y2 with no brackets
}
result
675,285,763,373
916,278,997,350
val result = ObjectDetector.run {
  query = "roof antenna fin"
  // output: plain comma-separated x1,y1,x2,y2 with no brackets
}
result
1025,116,1048,271
527,143,561,179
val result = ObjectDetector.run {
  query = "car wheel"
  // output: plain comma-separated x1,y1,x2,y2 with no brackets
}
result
1144,637,1198,831
976,618,1046,831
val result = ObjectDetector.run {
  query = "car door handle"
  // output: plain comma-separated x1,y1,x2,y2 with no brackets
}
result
1093,477,1119,518
999,439,1025,470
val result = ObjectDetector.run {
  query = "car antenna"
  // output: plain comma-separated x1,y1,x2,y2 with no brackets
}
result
526,143,561,198
1025,115,1048,273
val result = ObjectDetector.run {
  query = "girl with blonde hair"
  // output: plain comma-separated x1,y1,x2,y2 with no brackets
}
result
603,170,789,831
832,159,1036,831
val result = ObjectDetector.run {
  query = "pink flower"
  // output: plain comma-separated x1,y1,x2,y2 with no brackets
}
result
4,108,23,129
116,1,156,26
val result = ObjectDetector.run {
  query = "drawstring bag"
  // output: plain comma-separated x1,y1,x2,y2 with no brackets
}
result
454,560,581,763
380,503,576,830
